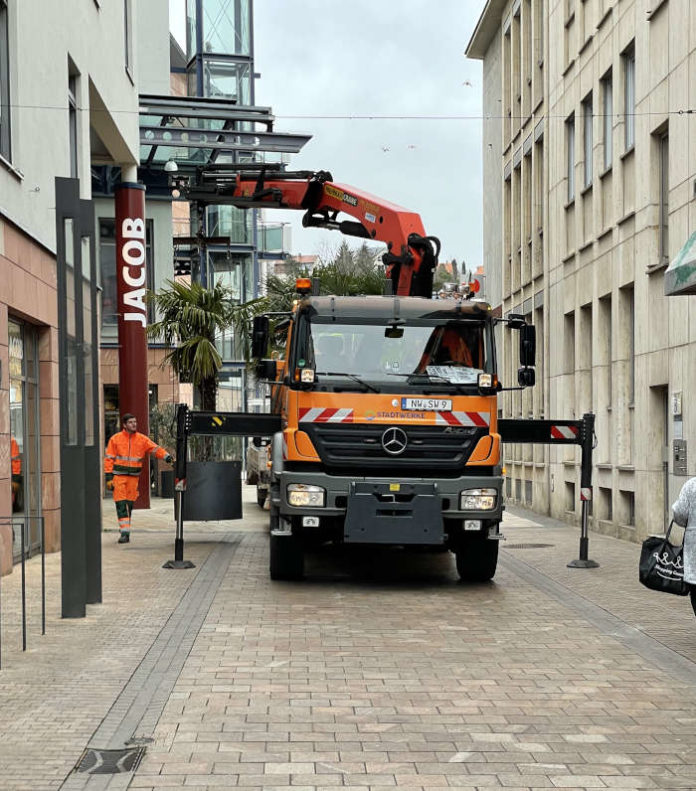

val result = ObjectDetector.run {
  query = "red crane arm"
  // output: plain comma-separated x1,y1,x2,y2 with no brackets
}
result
219,170,441,297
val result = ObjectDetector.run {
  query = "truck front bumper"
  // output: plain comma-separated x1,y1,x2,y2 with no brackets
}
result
278,470,503,545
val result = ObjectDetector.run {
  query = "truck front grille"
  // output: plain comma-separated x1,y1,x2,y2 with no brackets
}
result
302,423,488,472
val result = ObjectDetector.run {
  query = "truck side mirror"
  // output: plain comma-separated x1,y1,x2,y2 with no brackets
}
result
518,367,536,387
519,324,536,367
251,316,269,359
256,359,277,381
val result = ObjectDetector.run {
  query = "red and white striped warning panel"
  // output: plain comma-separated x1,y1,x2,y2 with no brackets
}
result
580,487,592,501
550,424,579,440
435,411,490,427
299,407,354,423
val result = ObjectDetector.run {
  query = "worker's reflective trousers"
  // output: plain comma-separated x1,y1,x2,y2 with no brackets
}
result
113,476,139,534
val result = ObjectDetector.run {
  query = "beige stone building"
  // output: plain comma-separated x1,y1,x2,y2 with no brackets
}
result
469,0,696,541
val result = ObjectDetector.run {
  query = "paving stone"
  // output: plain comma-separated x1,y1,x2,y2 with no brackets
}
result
4,497,696,791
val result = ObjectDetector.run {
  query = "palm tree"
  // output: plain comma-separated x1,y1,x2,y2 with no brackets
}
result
147,279,234,410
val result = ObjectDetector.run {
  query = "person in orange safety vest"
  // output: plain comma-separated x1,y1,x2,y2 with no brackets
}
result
10,436,22,508
104,413,173,543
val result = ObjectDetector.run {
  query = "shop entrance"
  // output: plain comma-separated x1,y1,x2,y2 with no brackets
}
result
9,319,41,562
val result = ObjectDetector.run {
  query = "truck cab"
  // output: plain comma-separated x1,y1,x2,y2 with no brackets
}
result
256,293,532,582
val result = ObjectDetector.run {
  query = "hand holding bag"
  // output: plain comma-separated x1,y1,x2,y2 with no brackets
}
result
639,520,689,596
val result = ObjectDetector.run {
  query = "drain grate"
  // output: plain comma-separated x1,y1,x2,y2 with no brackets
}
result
75,747,145,775
504,543,554,550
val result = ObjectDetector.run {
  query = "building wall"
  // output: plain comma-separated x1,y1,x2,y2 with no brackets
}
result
472,0,696,542
546,0,696,540
482,33,504,316
0,222,61,573
471,0,550,512
0,1,141,574
1,1,140,248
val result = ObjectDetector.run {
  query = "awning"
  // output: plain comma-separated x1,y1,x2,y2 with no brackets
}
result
665,231,696,296
139,94,311,172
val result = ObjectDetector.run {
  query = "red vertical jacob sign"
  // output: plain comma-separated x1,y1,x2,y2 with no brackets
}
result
115,182,150,509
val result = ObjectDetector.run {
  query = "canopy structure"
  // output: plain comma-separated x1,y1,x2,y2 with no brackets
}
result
665,231,696,296
139,94,311,172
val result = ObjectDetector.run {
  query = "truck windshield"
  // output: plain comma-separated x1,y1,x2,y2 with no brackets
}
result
298,319,490,385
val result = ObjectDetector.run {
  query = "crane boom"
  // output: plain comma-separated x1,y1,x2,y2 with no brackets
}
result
180,167,441,297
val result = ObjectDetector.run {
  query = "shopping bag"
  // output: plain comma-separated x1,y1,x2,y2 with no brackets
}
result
639,521,689,596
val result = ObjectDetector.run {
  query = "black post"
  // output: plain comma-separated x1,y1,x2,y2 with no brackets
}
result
163,404,195,569
0,524,3,669
20,518,26,651
568,412,599,569
41,517,46,636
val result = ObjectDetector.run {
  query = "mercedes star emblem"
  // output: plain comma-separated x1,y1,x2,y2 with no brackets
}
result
381,427,408,455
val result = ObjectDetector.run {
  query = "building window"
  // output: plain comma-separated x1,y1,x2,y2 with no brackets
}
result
583,94,593,189
599,294,612,407
68,74,78,179
658,130,669,265
124,0,132,74
599,487,613,521
580,0,592,43
623,44,635,151
0,0,10,160
202,0,251,56
619,284,634,404
534,0,544,64
566,114,576,202
564,311,575,374
620,490,635,526
601,72,613,171
503,26,512,143
566,481,576,512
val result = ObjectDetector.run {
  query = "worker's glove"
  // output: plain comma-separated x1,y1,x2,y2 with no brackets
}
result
164,454,174,465
105,474,114,491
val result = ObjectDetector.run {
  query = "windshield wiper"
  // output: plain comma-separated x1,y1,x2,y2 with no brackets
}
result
315,371,380,393
385,371,449,383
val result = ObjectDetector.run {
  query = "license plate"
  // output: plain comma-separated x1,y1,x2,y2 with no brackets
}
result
401,397,452,411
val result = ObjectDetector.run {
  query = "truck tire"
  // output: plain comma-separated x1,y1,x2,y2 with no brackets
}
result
455,537,498,582
269,531,304,580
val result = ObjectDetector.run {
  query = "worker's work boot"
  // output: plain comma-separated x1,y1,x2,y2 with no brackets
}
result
118,531,130,544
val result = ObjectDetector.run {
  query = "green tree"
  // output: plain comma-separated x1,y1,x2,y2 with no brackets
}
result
147,280,236,410
235,242,387,362
312,241,385,295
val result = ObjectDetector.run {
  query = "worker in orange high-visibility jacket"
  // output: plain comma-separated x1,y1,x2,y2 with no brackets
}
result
10,436,22,509
104,413,173,544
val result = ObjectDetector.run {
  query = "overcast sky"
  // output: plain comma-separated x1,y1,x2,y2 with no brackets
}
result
170,0,488,271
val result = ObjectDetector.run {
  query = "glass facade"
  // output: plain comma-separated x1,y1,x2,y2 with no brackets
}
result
203,0,251,56
207,204,251,245
0,0,11,160
187,57,251,103
9,320,41,561
185,0,268,410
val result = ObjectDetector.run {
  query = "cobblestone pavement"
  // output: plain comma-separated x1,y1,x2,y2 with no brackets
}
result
1,490,696,791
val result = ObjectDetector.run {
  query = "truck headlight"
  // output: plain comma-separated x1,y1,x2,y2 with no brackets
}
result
287,483,326,507
460,488,497,510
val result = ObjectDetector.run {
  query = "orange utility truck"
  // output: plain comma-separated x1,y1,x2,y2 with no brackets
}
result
199,167,538,581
